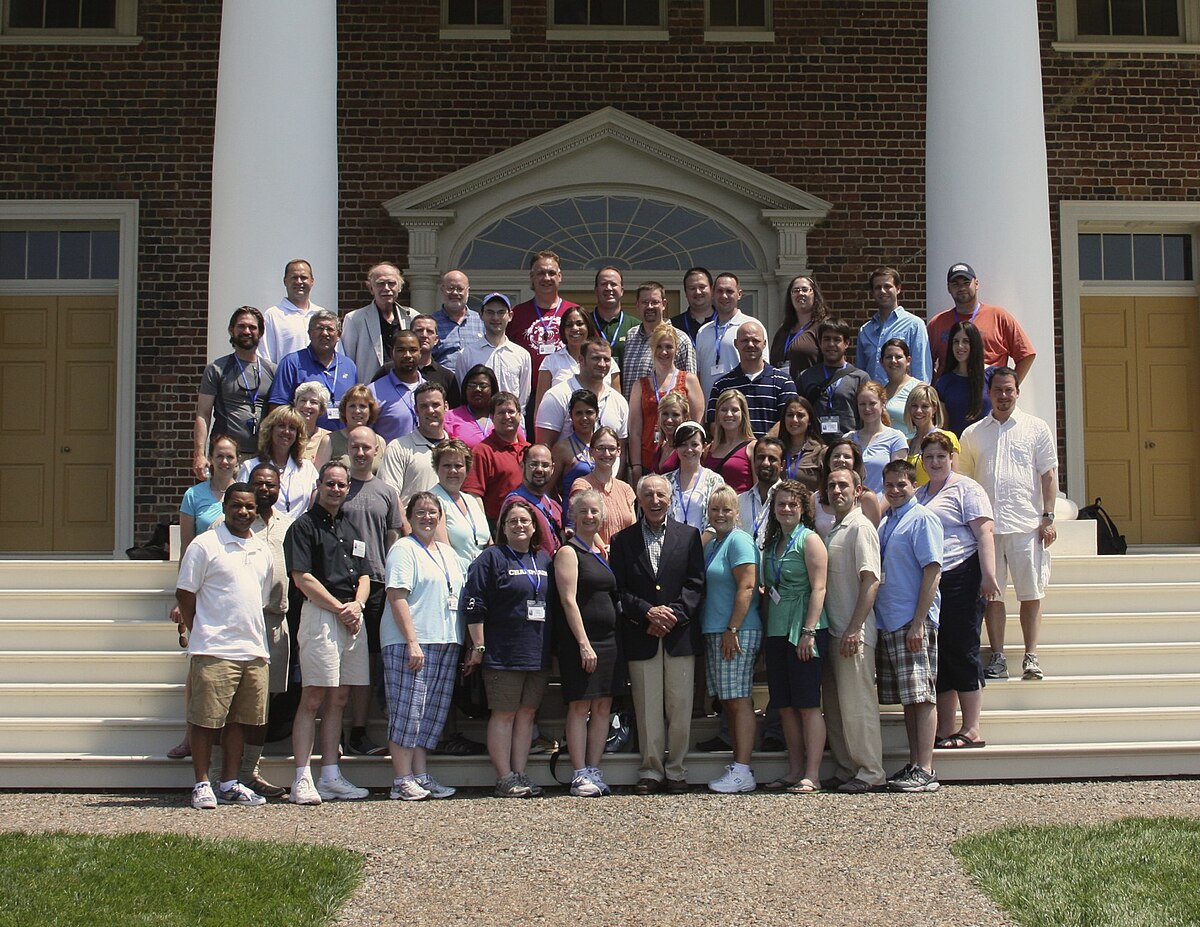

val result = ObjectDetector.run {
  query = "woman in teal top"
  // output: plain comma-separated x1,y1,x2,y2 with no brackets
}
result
431,437,489,572
701,485,763,794
761,478,829,794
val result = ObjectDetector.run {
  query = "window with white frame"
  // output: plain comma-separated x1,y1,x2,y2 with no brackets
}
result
1077,232,1194,281
1056,0,1200,46
707,0,770,29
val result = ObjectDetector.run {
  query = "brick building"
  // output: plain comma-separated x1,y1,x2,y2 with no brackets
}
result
1,0,1197,553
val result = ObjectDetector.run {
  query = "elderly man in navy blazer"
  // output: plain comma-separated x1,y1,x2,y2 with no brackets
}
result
610,473,706,794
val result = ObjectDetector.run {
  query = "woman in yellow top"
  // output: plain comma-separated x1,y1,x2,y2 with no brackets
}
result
904,383,959,486
761,478,828,794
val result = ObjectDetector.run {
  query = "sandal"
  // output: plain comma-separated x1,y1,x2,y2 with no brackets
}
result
166,740,191,759
936,732,986,749
786,778,819,794
763,777,800,791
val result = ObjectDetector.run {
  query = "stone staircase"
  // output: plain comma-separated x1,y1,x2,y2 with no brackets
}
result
1,528,1198,789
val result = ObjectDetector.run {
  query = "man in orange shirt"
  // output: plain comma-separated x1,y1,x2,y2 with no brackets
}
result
927,263,1036,382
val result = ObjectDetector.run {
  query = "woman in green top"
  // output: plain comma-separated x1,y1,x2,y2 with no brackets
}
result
761,478,829,794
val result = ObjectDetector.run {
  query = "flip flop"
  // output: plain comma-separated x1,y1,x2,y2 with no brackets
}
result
786,778,819,794
763,777,800,791
166,741,191,759
936,733,986,749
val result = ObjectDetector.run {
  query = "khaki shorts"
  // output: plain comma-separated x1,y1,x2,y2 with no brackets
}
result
298,600,370,688
995,530,1051,601
187,655,268,728
482,668,550,713
265,610,290,694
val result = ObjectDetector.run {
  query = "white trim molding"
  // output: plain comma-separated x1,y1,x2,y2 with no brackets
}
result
0,198,139,557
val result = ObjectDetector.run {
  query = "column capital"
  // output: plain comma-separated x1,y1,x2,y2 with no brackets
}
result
761,209,825,277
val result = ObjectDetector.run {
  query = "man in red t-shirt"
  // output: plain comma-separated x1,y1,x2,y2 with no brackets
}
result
927,262,1036,382
463,391,529,524
506,250,581,379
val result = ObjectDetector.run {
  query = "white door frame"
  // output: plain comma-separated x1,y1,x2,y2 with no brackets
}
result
0,199,139,557
1059,200,1200,504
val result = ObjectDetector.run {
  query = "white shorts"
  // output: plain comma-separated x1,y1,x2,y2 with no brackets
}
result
994,530,1050,601
298,600,370,688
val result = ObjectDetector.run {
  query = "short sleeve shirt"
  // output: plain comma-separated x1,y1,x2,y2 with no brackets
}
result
383,537,465,647
284,505,367,601
824,507,880,645
199,353,276,454
701,528,762,634
916,473,993,572
875,498,943,633
958,408,1057,534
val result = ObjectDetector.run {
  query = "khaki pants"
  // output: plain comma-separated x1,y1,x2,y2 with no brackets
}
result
628,647,695,783
821,639,885,786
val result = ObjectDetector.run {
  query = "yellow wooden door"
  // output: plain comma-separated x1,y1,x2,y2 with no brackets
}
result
0,295,116,552
1081,295,1200,544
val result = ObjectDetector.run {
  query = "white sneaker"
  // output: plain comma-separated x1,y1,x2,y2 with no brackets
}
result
316,773,369,801
191,781,217,810
570,771,603,797
708,764,757,794
389,777,431,801
289,775,322,805
586,766,612,796
416,774,456,799
217,781,266,806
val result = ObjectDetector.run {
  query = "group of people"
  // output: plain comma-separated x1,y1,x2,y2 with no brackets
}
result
176,252,1059,807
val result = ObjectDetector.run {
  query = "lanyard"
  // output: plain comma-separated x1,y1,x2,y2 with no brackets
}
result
454,493,486,546
704,533,729,571
568,432,591,464
713,317,733,366
786,450,806,480
580,541,613,576
769,525,805,589
470,413,493,441
505,545,543,598
594,310,624,349
678,469,704,527
650,366,678,404
233,356,262,407
685,309,716,341
783,320,813,357
823,364,848,411
277,459,297,512
749,489,770,537
309,347,340,393
533,299,562,341
941,304,982,343
516,487,560,539
412,536,453,595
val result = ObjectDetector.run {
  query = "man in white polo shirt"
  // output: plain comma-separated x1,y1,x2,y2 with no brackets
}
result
959,366,1058,681
534,337,629,451
175,483,275,810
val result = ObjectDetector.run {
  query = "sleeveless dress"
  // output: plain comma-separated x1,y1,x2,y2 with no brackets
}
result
636,370,688,475
552,541,623,701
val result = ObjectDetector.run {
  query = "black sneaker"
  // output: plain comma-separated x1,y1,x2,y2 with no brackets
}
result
696,735,731,752
347,734,388,756
759,735,787,752
887,763,914,783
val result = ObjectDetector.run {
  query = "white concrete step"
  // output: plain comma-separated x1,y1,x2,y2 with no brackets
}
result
0,684,182,719
0,652,188,684
990,642,1200,676
2,739,1199,789
0,561,177,590
0,619,180,651
1050,553,1200,584
879,706,1200,746
0,590,175,622
1035,612,1199,645
973,674,1200,710
1009,581,1200,613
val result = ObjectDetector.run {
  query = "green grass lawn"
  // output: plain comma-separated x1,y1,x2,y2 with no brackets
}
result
954,816,1200,927
0,831,363,927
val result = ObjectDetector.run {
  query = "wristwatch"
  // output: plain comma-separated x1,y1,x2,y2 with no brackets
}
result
1041,512,1055,522
472,644,486,654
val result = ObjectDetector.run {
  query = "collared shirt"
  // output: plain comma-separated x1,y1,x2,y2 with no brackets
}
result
592,307,641,369
464,433,530,521
738,482,778,548
177,523,274,661
823,506,880,645
369,372,425,442
708,362,799,437
420,359,462,410
620,324,697,400
455,337,533,406
267,346,359,431
856,306,933,383
535,376,630,439
874,498,943,633
259,298,323,365
695,310,748,399
199,353,276,454
641,518,668,575
378,429,444,504
958,407,1057,534
433,306,486,370
671,308,716,346
284,503,366,602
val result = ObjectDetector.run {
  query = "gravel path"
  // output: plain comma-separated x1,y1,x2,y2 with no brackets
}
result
3,779,1199,927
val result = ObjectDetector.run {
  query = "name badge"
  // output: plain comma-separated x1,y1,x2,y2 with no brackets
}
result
539,344,555,355
326,407,340,421
879,571,886,586
527,600,546,621
820,415,841,435
769,587,782,604
448,593,459,610
351,539,366,558
710,364,724,376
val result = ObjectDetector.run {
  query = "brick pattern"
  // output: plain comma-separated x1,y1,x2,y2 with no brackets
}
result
1,0,1195,537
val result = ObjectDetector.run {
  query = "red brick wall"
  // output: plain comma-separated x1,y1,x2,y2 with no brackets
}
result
3,0,1198,537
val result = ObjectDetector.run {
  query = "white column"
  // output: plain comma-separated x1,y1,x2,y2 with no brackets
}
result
206,1,338,360
397,211,454,314
926,0,1056,423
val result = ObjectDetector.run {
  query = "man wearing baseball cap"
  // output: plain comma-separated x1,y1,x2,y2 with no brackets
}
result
927,263,1036,381
454,291,533,408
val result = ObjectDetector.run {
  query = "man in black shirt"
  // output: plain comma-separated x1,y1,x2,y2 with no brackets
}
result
797,318,871,440
284,461,371,804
